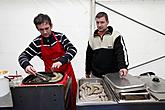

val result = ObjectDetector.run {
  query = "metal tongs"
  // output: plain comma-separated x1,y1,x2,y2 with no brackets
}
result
36,72,52,82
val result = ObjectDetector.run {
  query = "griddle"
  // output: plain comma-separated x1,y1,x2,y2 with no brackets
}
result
22,71,64,84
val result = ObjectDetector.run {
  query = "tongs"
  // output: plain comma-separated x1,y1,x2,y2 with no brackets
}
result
36,72,52,82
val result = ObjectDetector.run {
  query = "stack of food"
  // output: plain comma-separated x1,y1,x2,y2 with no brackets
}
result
79,82,108,102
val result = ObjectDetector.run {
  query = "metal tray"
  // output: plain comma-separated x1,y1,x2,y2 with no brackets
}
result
76,78,117,106
120,91,150,100
104,73,146,93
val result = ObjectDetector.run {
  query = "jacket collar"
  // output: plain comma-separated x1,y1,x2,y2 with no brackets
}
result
93,26,113,37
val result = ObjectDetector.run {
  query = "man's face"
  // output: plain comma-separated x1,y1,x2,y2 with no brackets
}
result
96,17,109,32
37,22,52,37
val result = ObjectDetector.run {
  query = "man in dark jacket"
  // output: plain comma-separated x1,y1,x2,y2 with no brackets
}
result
85,12,129,78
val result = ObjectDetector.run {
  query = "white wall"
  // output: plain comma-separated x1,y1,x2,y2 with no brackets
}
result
0,0,91,78
0,0,165,79
96,0,165,78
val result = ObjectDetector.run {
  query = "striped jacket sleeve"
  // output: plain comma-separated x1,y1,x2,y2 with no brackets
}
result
57,34,77,65
18,39,40,70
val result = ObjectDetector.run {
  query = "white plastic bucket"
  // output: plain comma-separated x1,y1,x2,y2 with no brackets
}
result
0,78,10,97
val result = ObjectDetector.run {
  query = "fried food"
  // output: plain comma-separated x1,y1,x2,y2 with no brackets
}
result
49,72,63,82
0,70,8,74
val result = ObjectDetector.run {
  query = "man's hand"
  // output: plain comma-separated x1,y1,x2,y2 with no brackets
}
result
51,61,62,71
25,65,36,75
119,68,128,77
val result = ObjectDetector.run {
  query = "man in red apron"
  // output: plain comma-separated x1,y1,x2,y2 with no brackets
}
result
41,32,77,110
18,13,77,110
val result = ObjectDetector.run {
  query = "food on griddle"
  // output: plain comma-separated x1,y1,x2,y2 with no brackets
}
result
79,82,109,102
0,70,8,74
30,76,44,83
26,72,64,83
49,72,63,82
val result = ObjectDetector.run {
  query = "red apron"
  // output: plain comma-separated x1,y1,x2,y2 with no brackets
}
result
41,33,77,110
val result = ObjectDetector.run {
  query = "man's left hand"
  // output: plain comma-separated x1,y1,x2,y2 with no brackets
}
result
51,61,62,71
119,68,128,76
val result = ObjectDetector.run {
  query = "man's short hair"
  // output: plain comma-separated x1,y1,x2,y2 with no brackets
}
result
33,13,52,27
95,12,109,22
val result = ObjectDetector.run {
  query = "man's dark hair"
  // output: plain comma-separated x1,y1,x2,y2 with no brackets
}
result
95,12,109,22
33,13,52,28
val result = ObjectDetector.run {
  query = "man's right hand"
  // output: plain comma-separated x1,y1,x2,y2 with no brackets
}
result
25,65,36,75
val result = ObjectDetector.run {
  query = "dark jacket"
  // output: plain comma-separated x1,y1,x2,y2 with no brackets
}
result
85,26,129,77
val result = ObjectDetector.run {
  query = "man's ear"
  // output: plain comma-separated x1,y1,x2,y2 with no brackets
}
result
107,20,109,25
50,23,53,29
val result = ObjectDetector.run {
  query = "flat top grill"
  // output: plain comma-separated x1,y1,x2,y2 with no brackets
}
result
19,71,68,88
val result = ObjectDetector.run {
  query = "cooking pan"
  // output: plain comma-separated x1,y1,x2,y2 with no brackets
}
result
22,71,64,84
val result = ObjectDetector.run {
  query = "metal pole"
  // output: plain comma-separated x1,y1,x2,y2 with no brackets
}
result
90,0,96,36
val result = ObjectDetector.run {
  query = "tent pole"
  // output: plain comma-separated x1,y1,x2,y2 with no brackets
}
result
90,0,96,36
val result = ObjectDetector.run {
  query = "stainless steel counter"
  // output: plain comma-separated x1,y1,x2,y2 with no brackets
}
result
76,74,165,110
77,102,165,110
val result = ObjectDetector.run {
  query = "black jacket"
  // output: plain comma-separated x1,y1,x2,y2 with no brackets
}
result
85,26,129,77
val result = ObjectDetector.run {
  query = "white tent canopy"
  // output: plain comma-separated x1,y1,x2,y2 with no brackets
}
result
0,0,165,79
